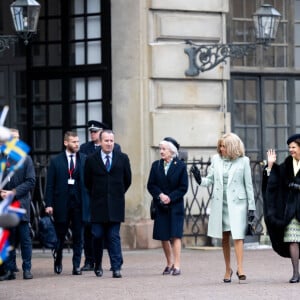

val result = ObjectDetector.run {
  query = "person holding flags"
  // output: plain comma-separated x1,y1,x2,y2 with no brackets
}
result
0,128,36,281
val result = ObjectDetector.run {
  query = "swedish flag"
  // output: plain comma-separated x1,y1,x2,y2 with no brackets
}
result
0,137,30,162
0,158,6,173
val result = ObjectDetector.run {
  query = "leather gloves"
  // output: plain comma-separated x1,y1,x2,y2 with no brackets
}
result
248,210,255,223
190,164,202,185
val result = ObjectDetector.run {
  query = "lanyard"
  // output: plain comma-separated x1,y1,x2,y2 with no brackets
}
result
68,167,74,179
68,155,75,178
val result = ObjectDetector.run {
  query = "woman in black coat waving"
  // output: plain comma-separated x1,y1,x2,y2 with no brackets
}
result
147,137,188,276
263,134,300,283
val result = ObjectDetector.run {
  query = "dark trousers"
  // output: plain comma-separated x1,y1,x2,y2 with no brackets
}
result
83,222,94,265
5,221,32,272
54,206,83,269
92,222,122,271
83,223,124,269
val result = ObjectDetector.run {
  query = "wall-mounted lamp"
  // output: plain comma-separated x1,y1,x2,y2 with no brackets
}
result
184,4,281,76
0,0,41,53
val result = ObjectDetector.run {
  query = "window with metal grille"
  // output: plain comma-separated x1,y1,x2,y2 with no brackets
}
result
229,0,300,164
27,0,111,164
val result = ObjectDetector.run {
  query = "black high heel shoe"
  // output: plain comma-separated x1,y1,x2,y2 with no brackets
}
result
236,271,246,282
162,264,174,275
289,275,300,283
223,269,233,283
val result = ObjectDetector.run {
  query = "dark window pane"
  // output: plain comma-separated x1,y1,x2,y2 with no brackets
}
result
50,129,63,152
49,105,62,126
48,19,61,41
33,105,47,126
48,44,62,66
49,80,62,102
33,130,47,151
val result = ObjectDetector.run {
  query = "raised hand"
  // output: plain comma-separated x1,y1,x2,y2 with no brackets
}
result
266,149,276,168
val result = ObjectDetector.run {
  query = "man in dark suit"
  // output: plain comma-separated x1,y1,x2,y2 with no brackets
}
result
45,131,88,276
0,128,36,281
84,129,131,278
79,120,121,271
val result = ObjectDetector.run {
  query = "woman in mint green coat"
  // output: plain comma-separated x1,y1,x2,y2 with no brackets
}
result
192,133,255,283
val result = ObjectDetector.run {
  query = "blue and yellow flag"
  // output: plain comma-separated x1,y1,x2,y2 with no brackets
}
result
0,158,6,173
0,137,30,162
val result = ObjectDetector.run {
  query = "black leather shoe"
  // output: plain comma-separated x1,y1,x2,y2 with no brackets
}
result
54,264,62,274
81,263,94,271
94,267,103,277
0,270,16,281
112,270,122,278
53,250,63,274
54,259,62,274
72,267,82,275
289,275,300,283
23,270,33,280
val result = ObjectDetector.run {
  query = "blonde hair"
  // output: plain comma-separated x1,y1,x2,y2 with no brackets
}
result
217,133,245,160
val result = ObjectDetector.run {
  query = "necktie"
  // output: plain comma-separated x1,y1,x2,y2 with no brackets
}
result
69,154,74,170
105,155,110,171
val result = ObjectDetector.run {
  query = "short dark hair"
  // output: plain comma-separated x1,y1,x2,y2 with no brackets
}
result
64,131,78,141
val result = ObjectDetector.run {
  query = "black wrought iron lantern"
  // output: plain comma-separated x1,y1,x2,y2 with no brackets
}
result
10,0,41,44
253,4,281,43
184,4,281,76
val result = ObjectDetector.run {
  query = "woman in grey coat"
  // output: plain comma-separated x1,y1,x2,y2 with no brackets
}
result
192,133,255,283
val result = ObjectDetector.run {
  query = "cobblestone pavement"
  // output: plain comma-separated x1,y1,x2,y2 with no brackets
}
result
0,245,299,300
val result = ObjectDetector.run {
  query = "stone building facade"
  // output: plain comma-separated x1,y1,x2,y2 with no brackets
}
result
112,0,230,248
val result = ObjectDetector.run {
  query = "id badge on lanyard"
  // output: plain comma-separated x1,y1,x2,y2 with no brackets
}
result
68,167,75,185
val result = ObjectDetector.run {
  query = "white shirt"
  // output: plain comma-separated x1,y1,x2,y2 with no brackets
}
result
66,151,76,169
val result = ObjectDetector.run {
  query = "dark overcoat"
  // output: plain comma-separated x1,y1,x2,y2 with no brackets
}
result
44,151,89,222
4,156,36,222
84,150,131,223
147,157,188,240
263,155,300,258
79,142,121,222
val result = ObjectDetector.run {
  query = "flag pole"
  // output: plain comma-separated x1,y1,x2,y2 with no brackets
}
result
0,106,9,126
0,155,27,190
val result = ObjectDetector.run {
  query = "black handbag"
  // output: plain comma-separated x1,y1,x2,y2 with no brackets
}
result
150,199,156,220
38,215,58,249
246,221,256,236
246,219,263,236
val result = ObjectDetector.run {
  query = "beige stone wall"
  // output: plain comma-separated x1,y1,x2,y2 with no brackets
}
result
111,0,230,248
